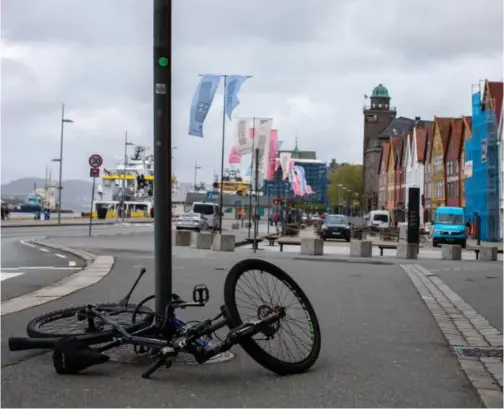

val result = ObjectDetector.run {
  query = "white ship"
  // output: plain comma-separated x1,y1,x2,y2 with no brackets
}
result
92,145,177,219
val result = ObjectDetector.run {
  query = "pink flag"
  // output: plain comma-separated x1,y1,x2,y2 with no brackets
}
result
228,146,242,164
306,185,313,195
268,129,278,180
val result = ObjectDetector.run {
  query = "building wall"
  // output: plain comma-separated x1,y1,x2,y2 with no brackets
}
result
460,123,471,209
408,129,425,225
465,90,500,241
424,136,432,222
499,105,504,239
263,160,327,204
430,123,446,212
386,148,395,210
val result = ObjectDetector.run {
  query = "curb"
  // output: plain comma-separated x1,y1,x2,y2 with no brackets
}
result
1,241,115,316
1,219,156,228
401,264,503,408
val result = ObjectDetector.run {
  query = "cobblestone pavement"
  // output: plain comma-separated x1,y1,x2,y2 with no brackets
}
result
401,264,503,408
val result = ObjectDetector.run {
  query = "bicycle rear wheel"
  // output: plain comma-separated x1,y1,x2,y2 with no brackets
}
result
223,259,321,375
27,303,154,342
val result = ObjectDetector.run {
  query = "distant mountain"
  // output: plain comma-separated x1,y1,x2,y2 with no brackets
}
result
1,177,93,212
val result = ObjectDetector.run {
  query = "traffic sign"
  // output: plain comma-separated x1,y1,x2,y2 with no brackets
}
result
89,154,103,168
90,168,100,178
206,191,213,201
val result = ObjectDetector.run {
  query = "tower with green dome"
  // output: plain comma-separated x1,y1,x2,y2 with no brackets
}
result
362,83,397,211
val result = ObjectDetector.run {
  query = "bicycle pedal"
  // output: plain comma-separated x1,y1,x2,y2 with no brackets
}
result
192,284,209,304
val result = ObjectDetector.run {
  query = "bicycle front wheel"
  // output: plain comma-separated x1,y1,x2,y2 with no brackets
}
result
27,303,154,342
224,259,321,375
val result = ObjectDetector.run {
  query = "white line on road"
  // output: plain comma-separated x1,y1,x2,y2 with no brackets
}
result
69,261,76,267
54,253,67,259
0,272,23,281
19,240,37,248
39,248,49,252
1,267,81,271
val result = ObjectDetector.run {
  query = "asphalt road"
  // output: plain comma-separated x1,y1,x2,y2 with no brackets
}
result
1,236,482,408
1,238,86,301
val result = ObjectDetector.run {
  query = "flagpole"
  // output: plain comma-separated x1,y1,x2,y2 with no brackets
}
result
218,75,227,234
248,117,255,240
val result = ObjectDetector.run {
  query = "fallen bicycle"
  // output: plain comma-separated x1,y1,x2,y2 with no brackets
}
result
9,258,321,379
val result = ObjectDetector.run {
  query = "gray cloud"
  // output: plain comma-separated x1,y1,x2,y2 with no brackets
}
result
1,0,502,186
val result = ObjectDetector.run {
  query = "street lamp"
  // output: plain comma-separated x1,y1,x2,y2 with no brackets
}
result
52,103,74,224
193,159,201,192
121,131,134,221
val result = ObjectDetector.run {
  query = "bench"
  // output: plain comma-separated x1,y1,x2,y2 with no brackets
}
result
467,247,503,260
374,243,398,256
265,235,279,246
278,239,301,252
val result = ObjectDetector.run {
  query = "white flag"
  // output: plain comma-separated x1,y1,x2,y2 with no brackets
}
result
254,118,272,187
234,119,253,155
254,118,273,152
279,152,292,180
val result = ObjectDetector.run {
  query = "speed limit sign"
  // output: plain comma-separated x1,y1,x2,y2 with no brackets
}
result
89,154,103,168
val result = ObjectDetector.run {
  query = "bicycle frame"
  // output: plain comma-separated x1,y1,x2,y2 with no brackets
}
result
87,303,286,378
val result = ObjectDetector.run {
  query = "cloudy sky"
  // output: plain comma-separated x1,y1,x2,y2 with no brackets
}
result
1,0,502,185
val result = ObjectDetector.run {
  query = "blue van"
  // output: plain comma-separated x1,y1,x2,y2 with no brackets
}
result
432,207,467,248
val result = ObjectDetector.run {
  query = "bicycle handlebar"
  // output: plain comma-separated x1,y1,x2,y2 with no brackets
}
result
9,337,59,351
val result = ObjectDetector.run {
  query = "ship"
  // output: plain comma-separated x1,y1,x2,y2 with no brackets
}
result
92,145,177,219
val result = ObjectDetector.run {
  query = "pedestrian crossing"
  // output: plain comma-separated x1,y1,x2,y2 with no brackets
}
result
1,272,23,282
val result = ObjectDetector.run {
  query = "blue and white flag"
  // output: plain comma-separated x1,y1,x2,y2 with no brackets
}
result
188,74,222,137
277,140,283,150
225,75,251,120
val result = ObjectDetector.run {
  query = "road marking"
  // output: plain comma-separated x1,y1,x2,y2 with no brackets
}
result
39,248,49,252
0,272,23,281
54,253,67,259
1,267,81,271
19,240,37,248
69,261,76,267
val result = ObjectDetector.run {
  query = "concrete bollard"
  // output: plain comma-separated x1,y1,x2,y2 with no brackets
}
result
231,223,240,230
193,232,212,249
212,234,235,252
350,240,372,257
397,243,418,259
175,230,192,246
300,238,324,256
441,245,462,260
479,247,498,261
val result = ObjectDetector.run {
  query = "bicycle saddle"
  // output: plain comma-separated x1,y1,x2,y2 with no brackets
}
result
52,336,110,374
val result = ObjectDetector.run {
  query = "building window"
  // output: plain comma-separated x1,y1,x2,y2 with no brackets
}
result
455,161,459,175
366,114,377,122
482,139,487,162
455,181,459,197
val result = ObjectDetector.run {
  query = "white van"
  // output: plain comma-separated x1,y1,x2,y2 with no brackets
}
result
367,210,390,229
191,202,221,230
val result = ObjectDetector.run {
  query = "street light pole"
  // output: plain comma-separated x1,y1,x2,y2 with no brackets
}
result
121,131,134,222
153,0,173,319
193,159,201,191
54,103,73,225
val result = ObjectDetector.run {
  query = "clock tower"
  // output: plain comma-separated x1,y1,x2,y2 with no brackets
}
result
362,84,396,211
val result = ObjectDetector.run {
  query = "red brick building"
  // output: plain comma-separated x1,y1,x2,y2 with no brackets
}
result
445,118,463,206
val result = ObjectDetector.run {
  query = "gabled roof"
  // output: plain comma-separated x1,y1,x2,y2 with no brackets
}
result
415,127,428,162
378,141,390,174
389,135,401,169
462,115,472,141
433,117,453,152
401,131,413,168
424,122,435,163
485,80,503,124
446,118,463,161
378,116,415,140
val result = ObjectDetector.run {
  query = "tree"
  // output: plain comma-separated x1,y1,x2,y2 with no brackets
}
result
327,164,363,209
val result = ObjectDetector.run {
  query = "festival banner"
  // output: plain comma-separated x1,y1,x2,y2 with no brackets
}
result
188,74,221,137
234,118,253,155
225,75,251,120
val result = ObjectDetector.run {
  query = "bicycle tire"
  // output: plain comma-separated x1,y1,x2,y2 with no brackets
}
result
223,259,321,376
27,303,154,341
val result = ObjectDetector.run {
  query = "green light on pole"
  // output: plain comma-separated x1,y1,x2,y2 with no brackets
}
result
158,57,169,67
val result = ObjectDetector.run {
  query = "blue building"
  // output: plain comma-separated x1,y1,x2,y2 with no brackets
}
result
262,142,327,205
464,81,500,242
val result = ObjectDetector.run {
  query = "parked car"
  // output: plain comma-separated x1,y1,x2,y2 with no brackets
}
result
318,214,352,242
176,212,209,232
